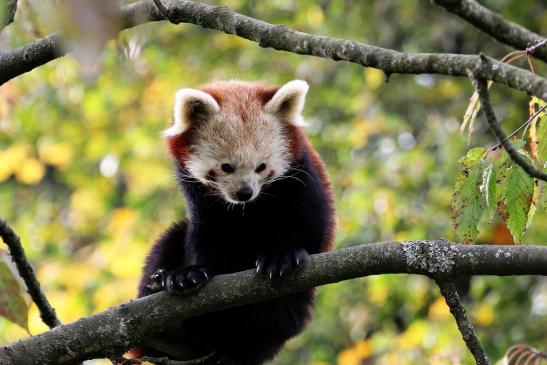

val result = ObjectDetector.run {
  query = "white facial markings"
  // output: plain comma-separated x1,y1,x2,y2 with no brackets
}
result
264,80,309,127
164,88,220,137
176,80,309,205
185,108,291,204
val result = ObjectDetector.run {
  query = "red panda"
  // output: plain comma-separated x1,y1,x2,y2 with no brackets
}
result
137,80,335,364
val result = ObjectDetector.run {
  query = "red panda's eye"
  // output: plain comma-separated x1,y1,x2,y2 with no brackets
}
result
255,163,266,173
221,163,235,173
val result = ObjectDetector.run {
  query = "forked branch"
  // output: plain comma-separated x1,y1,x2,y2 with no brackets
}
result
0,240,546,364
471,73,547,182
436,280,490,365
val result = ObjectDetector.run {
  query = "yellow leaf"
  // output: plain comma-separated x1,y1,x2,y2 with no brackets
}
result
93,279,136,310
474,303,494,326
15,158,45,185
428,297,451,320
69,189,106,228
353,340,373,358
398,320,428,349
38,141,74,167
337,348,361,365
363,68,384,90
0,144,32,182
306,5,324,26
367,277,390,304
337,340,373,365
108,207,137,234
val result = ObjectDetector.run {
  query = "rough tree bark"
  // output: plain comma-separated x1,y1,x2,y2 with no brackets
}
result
0,0,546,101
0,240,546,364
1,0,546,364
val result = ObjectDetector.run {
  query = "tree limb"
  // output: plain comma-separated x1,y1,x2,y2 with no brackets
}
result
471,73,547,181
0,219,61,329
436,280,491,365
0,0,546,101
0,0,17,32
0,240,546,364
432,0,547,63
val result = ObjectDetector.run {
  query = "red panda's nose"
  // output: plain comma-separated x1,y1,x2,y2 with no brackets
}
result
235,186,254,202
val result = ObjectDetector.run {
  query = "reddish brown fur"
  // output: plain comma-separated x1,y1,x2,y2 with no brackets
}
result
167,82,280,166
143,81,335,364
166,129,194,166
166,82,335,249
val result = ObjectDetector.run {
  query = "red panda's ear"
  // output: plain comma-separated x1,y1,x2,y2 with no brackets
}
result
264,80,309,127
163,88,220,137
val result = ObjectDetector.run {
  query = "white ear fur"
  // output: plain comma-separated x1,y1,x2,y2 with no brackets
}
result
264,80,309,127
163,88,220,137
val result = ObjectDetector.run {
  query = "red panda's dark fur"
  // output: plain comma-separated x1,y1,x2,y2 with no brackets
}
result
136,81,335,364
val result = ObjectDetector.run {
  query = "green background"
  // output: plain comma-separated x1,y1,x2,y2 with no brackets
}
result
0,1,546,364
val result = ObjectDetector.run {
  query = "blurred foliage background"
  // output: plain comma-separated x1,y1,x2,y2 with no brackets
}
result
1,0,546,364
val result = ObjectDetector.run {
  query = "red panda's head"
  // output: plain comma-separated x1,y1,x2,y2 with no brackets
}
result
163,80,309,204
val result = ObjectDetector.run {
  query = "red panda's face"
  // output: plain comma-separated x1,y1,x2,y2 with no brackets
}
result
164,80,309,204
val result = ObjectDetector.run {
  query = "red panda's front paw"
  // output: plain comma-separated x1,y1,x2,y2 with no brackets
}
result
147,266,210,294
146,269,167,293
255,247,310,280
164,266,210,294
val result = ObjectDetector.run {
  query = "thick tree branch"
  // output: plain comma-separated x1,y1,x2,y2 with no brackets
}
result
0,240,546,364
0,0,17,32
436,280,490,365
0,219,61,328
472,74,547,181
433,0,547,63
0,1,163,85
0,0,546,101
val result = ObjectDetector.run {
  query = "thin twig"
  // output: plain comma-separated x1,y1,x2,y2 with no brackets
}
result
0,219,61,328
525,39,547,56
436,280,491,365
472,75,547,181
486,103,547,153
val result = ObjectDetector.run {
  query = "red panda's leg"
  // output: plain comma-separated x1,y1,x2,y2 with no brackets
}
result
138,220,209,297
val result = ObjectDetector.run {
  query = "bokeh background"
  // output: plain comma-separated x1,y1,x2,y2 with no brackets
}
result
0,0,546,364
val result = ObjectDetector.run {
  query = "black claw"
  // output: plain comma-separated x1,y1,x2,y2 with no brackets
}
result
255,247,310,281
146,266,211,294
146,269,166,293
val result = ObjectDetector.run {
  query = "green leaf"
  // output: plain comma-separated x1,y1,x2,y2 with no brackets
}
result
451,161,486,243
457,147,486,167
498,163,535,243
494,154,511,206
481,161,496,220
511,139,527,150
0,250,29,331
537,113,547,165
542,181,547,213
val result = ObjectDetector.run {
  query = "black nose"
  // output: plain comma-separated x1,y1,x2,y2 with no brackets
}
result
235,186,253,201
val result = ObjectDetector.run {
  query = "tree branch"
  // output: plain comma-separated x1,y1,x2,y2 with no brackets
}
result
471,73,547,181
0,219,61,328
0,0,163,86
0,240,546,364
436,280,490,365
432,0,547,63
0,0,546,101
0,0,17,32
